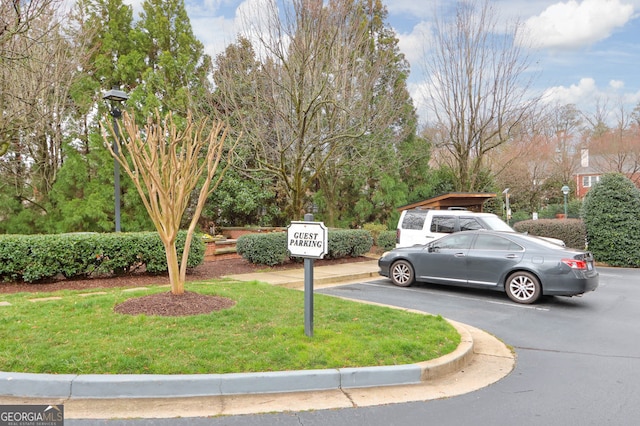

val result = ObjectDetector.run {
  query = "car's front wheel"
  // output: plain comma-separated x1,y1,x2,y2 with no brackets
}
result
390,260,415,287
505,271,541,304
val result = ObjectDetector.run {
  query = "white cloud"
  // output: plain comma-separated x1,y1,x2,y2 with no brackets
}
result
187,0,273,61
543,77,598,104
609,79,625,89
396,21,432,72
521,0,634,49
191,16,238,59
543,77,640,116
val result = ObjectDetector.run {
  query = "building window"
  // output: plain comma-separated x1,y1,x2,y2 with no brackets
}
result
582,175,600,188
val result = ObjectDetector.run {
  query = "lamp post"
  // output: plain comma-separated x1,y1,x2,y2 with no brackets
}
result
102,87,129,232
561,185,570,219
502,188,510,225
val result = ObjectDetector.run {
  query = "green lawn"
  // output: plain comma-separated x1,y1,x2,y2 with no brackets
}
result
0,280,460,375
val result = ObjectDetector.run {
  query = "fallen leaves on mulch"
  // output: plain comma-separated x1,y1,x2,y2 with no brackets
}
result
114,291,236,317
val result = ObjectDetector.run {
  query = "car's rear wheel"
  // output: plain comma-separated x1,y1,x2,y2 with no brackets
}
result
390,260,415,287
505,271,541,304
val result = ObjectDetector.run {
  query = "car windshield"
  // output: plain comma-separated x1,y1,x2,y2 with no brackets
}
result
480,216,514,232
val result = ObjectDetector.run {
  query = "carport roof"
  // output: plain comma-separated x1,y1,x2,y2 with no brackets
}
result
397,192,496,212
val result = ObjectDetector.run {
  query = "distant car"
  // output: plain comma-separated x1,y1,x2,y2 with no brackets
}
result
378,230,598,304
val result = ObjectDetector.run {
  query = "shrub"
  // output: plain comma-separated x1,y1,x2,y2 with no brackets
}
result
326,230,373,259
0,231,204,283
377,231,397,251
581,173,640,267
363,223,387,244
236,232,289,266
236,229,374,265
514,219,586,250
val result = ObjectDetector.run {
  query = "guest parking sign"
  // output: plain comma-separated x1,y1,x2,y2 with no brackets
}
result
287,221,328,259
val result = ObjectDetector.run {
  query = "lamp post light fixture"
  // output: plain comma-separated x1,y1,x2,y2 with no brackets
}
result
561,185,570,219
103,86,129,232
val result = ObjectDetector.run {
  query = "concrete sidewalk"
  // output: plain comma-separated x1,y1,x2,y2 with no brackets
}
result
225,258,381,288
0,259,516,420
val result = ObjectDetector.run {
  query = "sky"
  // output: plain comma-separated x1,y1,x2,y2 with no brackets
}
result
124,0,640,124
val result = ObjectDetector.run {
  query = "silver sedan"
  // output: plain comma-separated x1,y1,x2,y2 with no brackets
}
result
378,230,599,304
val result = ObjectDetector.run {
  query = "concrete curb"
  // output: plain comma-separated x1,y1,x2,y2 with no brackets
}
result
0,322,473,399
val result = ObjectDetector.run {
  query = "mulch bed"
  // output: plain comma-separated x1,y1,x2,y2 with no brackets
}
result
113,291,236,316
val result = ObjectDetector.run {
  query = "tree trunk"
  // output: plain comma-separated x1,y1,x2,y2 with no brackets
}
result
164,240,184,295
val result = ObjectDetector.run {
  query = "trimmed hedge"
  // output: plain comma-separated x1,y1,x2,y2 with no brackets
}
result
582,173,640,267
235,232,289,266
514,219,587,250
377,230,397,251
326,230,373,259
0,231,204,283
236,229,374,265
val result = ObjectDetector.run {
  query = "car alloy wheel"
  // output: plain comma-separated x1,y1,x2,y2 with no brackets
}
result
390,260,414,287
506,271,541,304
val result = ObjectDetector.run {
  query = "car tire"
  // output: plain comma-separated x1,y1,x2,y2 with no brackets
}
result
505,271,541,304
390,260,415,287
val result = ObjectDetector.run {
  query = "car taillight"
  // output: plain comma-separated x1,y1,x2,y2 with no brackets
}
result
396,229,400,244
562,259,588,270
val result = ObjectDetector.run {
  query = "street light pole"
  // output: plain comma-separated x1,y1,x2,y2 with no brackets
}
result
102,87,129,232
561,185,570,219
502,188,510,225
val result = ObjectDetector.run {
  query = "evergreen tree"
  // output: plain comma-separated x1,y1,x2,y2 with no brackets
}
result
132,0,213,116
582,173,640,267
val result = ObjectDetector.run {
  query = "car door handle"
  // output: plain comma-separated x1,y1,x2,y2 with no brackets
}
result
454,252,466,257
505,254,517,259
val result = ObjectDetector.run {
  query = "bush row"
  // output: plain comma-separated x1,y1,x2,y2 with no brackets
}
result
0,232,204,283
236,229,374,265
514,219,587,250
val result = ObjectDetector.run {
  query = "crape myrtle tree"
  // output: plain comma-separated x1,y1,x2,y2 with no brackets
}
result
421,0,539,192
102,110,238,295
213,0,415,223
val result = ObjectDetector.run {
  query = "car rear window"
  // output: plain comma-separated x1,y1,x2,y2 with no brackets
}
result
401,210,428,230
473,234,523,251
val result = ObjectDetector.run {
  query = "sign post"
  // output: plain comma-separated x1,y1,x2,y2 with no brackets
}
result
287,214,328,337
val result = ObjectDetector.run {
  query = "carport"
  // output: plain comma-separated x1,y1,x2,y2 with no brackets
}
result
397,192,496,212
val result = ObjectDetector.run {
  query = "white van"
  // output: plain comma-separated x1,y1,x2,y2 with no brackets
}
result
396,209,510,247
396,208,564,248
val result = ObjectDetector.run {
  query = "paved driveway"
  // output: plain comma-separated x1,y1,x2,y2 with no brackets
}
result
67,267,640,426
